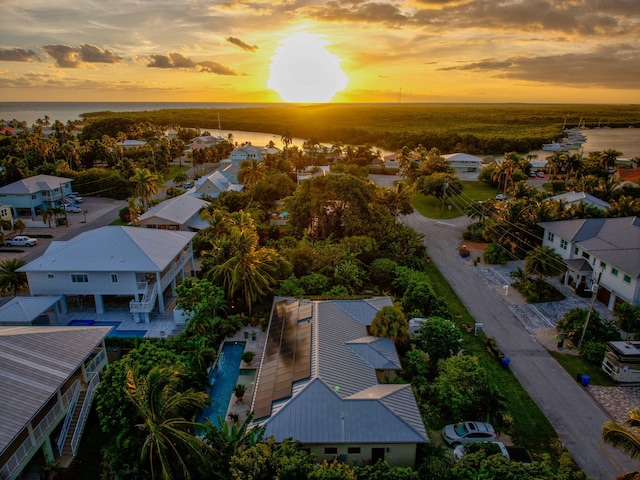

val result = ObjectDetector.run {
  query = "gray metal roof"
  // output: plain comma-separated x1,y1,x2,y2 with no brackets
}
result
258,298,427,445
539,217,640,277
0,174,72,195
0,296,63,325
548,191,611,210
345,336,402,370
262,379,428,444
0,326,110,454
139,195,208,225
19,226,195,273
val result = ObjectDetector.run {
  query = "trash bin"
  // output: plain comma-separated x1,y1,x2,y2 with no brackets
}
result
576,373,583,382
501,357,510,368
580,375,590,387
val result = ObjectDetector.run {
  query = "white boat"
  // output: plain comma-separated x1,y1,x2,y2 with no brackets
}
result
542,142,569,152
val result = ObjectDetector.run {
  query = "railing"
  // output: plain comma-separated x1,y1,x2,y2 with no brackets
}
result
42,192,62,201
56,383,81,454
160,254,190,287
135,281,148,293
85,349,107,379
0,380,80,480
70,374,100,456
129,282,158,313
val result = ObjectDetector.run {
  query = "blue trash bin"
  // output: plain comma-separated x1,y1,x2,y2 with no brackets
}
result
580,375,590,387
501,357,510,368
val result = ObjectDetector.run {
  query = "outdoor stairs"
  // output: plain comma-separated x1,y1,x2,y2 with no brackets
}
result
59,389,87,465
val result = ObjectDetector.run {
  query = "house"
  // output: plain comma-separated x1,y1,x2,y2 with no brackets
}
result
139,195,209,231
442,153,483,178
539,217,640,309
0,174,73,217
190,135,224,150
187,170,244,199
0,204,13,228
546,191,610,211
18,226,196,322
0,325,110,480
251,297,428,467
229,144,266,163
0,296,66,325
614,168,640,188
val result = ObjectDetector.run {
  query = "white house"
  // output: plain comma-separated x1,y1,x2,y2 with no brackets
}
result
138,195,209,231
187,170,244,199
442,153,483,178
0,174,73,217
251,297,428,467
546,191,610,211
539,216,640,309
190,135,224,150
229,144,266,163
19,226,196,322
0,326,110,480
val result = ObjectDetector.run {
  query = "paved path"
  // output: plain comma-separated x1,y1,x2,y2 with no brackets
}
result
400,211,639,480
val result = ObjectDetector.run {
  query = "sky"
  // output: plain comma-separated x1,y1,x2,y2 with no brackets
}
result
1,0,640,104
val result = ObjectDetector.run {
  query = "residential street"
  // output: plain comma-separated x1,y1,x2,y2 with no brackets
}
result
400,211,639,479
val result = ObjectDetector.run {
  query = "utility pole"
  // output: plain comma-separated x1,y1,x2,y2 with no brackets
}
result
577,270,602,350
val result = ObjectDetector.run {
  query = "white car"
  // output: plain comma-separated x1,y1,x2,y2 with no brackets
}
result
68,194,84,203
65,204,82,213
442,421,498,446
495,194,506,201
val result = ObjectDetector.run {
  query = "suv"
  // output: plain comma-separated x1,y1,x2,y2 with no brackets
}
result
442,421,498,446
5,235,38,247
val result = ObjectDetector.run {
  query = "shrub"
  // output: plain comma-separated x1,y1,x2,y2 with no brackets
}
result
241,351,256,364
483,243,511,265
580,341,606,364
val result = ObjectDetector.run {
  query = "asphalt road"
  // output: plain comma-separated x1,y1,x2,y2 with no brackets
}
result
400,211,639,479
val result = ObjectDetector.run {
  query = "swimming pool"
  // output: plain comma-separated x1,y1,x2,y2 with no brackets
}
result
66,319,148,337
197,342,246,427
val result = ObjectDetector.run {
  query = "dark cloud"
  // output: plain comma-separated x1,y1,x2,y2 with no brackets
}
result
437,47,640,89
148,52,196,69
40,44,121,68
308,1,408,25
0,47,40,62
196,61,238,76
226,37,259,52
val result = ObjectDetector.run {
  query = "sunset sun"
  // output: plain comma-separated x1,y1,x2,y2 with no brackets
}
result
268,32,348,103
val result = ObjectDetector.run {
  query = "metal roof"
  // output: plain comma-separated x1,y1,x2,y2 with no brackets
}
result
547,191,610,210
0,326,110,454
19,226,195,273
0,174,73,195
139,195,209,225
257,298,427,445
0,296,63,325
262,379,428,444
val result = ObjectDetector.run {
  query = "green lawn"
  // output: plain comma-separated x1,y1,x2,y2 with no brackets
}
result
411,180,498,219
424,261,559,454
163,164,190,183
548,351,616,386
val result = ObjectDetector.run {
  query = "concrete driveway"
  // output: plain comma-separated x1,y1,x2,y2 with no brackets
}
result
400,211,639,479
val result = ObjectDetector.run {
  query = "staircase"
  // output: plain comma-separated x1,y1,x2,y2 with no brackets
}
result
58,390,87,466
129,281,158,314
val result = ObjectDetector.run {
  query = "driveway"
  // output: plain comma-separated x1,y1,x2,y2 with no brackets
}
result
399,211,639,479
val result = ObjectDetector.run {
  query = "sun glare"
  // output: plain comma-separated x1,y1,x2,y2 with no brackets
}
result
268,32,348,103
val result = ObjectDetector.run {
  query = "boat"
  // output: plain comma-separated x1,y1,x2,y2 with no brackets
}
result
542,142,570,152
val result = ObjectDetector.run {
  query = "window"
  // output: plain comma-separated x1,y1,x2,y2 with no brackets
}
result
560,239,568,250
71,274,88,283
547,232,554,242
324,447,338,455
47,273,54,280
624,275,631,284
612,268,619,276
574,247,579,255
348,447,361,454
582,252,590,260
110,273,118,283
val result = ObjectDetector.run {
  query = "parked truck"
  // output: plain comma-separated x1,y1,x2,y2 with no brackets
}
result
5,235,37,247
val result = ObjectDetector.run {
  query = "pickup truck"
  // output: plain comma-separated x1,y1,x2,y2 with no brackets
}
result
5,235,38,247
453,441,532,463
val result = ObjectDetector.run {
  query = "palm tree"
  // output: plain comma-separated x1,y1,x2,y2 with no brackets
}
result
128,198,142,226
0,258,27,295
524,245,565,297
204,227,280,315
281,129,292,162
370,306,409,343
603,408,640,463
124,365,211,480
238,159,265,188
42,208,56,228
130,167,160,209
13,218,25,236
173,173,189,187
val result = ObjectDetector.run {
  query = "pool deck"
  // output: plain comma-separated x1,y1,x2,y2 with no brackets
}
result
222,327,268,426
58,309,180,338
